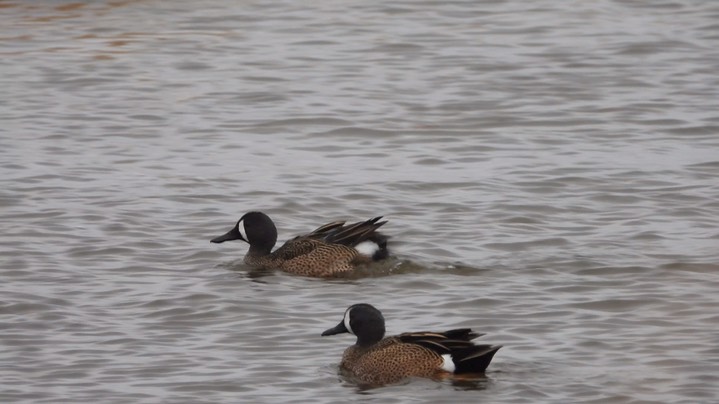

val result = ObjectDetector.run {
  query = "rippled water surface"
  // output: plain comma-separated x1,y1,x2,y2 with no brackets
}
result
2,1,719,403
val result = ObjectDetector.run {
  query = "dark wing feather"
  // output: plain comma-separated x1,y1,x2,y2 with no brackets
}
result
402,335,475,354
398,329,482,343
322,217,387,247
306,221,346,238
411,339,452,354
441,328,484,341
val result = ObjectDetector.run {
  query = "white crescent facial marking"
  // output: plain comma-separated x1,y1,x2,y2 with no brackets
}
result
343,307,354,335
354,241,379,257
237,219,248,241
441,354,456,372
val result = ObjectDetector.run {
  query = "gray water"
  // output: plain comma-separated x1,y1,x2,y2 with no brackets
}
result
2,1,719,403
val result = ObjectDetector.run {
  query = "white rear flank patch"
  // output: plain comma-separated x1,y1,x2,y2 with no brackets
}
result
354,241,379,257
441,354,456,372
237,219,248,241
343,307,355,335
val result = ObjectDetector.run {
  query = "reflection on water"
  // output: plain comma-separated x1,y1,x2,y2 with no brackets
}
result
343,372,492,393
2,0,719,403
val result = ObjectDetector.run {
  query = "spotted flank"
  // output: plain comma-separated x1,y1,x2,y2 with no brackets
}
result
211,212,390,277
321,303,501,386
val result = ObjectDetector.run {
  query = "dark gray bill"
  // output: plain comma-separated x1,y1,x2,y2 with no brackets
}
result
321,320,348,336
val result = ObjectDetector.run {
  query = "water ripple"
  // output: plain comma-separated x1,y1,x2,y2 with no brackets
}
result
2,0,719,403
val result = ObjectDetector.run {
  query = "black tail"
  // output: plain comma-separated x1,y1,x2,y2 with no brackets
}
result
452,345,502,374
368,233,389,260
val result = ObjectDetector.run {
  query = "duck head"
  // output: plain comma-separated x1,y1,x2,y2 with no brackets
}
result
322,303,386,347
211,211,278,254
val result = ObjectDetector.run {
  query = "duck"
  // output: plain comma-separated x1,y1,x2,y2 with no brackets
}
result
210,211,389,277
321,303,501,385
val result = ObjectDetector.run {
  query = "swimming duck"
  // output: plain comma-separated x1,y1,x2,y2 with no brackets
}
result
322,303,501,385
211,212,389,277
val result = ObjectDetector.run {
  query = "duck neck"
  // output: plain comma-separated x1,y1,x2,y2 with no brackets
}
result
247,242,274,257
356,328,385,348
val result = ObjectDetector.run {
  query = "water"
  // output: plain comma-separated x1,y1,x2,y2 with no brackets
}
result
2,1,718,402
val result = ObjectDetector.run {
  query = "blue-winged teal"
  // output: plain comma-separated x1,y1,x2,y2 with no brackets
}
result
322,303,501,385
210,212,389,277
